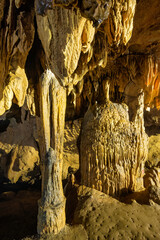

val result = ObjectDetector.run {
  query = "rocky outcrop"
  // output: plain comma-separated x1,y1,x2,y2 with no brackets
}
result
80,83,148,196
0,115,40,184
107,55,160,112
73,185,160,240
0,0,35,115
0,115,80,184
0,0,160,237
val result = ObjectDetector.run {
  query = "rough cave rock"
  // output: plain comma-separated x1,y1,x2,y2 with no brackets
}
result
0,0,160,235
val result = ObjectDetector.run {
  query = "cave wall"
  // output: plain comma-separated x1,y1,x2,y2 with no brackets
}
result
0,0,160,220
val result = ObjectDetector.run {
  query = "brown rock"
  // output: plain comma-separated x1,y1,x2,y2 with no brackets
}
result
144,168,160,189
104,0,136,46
129,0,160,57
73,185,160,240
7,144,39,183
146,134,160,168
148,185,160,205
36,5,86,83
143,166,160,204
1,0,160,237
0,1,35,115
63,119,81,179
37,70,66,235
80,85,148,196
0,117,40,184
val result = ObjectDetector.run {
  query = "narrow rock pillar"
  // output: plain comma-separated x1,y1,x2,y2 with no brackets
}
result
37,69,66,235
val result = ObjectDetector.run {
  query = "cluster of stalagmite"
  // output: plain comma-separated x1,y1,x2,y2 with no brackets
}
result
0,0,160,236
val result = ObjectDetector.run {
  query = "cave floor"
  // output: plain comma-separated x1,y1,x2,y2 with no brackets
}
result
0,186,160,240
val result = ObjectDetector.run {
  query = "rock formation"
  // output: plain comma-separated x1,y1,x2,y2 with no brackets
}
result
37,70,66,234
80,83,148,195
0,0,160,236
0,115,40,184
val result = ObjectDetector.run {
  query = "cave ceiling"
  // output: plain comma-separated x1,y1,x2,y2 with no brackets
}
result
0,0,160,114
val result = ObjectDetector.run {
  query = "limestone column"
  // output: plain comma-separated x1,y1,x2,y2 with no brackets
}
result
37,69,66,235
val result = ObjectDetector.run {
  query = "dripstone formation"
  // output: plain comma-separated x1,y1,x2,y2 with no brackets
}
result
0,0,160,236
81,83,148,195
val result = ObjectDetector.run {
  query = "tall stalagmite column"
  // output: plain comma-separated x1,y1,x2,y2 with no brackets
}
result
37,70,66,234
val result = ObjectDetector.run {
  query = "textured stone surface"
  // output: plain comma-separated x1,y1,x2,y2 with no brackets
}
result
0,1,35,115
145,134,160,167
23,225,88,240
104,0,136,47
74,186,160,240
0,116,40,184
0,0,160,237
143,134,160,203
37,70,66,235
144,168,160,189
129,0,160,57
80,84,148,195
63,119,81,179
107,55,160,111
36,5,86,84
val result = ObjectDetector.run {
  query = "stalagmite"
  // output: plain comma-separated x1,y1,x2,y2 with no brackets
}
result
1,0,160,238
37,70,66,234
80,82,148,196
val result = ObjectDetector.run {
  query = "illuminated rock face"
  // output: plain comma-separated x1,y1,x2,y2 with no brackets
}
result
0,0,160,236
0,0,137,116
80,84,148,196
0,1,35,115
34,1,137,233
37,70,66,234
